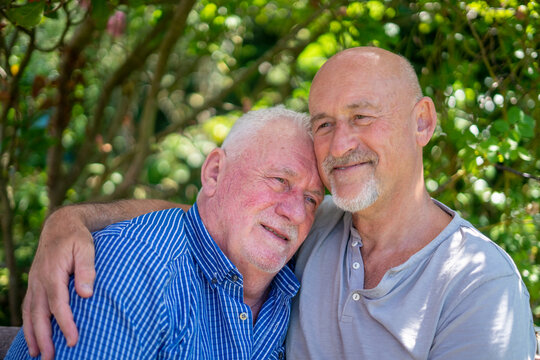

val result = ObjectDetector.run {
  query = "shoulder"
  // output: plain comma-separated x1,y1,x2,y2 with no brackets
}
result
438,218,521,281
427,206,527,305
89,208,196,306
93,208,191,266
429,216,536,357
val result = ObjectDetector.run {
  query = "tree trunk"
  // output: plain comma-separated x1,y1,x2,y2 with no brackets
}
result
0,179,21,325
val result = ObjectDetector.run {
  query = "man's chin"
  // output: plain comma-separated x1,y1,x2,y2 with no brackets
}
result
248,253,288,274
331,189,379,213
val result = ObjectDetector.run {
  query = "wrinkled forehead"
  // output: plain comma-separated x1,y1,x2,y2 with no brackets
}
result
309,55,409,115
259,126,321,178
241,121,315,163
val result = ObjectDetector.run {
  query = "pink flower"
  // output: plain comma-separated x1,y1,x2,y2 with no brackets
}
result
107,11,126,37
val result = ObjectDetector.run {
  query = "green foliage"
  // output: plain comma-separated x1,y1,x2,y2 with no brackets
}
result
5,2,44,28
0,0,538,327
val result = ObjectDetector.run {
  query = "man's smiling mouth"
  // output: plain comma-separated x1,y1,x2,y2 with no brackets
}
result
262,225,289,241
333,161,372,172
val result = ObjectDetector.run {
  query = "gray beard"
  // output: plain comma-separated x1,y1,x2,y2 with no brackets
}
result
322,149,380,213
330,174,379,213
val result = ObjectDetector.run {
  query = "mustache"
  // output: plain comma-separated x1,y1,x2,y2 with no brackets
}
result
322,149,379,175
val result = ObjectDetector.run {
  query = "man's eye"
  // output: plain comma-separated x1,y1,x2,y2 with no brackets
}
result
315,122,331,132
305,196,317,206
274,177,286,184
353,115,372,123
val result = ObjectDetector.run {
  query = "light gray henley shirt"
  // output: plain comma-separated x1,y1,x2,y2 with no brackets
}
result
286,196,536,359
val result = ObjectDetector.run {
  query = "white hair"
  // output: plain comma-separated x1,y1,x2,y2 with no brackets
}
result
221,105,311,156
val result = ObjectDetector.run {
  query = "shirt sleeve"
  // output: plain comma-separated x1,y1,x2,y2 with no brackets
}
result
430,274,536,360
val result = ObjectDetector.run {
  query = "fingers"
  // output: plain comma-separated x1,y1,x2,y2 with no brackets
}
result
22,207,97,358
22,293,39,357
73,237,96,298
48,279,78,347
28,284,55,360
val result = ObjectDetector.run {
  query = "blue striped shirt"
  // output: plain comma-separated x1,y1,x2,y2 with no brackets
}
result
8,204,298,359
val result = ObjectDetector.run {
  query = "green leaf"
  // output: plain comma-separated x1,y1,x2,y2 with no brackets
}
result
517,147,532,161
493,119,509,133
508,129,521,142
6,2,45,28
517,114,535,139
508,106,535,139
91,0,111,29
200,3,217,22
507,106,523,124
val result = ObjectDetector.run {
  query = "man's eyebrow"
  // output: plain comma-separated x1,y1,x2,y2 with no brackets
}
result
310,112,329,123
278,167,297,177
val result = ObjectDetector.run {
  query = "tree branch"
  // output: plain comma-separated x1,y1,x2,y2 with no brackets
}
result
157,0,338,140
495,163,540,181
35,3,73,53
465,12,496,80
0,29,35,156
46,17,95,211
106,0,197,200
61,9,175,195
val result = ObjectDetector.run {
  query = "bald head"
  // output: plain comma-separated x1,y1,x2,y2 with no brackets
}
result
310,47,422,111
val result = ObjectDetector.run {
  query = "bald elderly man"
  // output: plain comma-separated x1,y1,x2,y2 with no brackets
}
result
20,48,537,359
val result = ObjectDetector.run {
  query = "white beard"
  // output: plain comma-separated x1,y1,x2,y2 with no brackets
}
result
330,174,379,213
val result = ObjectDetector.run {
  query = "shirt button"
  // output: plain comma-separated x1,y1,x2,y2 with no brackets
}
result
278,352,284,359
211,278,218,285
352,241,359,247
352,262,360,270
239,312,248,321
231,274,239,282
352,292,361,301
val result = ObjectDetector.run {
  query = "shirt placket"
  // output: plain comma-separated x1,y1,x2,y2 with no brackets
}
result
219,270,254,359
343,228,364,319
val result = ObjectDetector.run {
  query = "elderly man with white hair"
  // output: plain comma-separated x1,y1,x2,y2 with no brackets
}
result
7,107,324,359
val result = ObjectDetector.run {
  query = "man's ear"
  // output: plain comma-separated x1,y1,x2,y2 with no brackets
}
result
413,97,437,147
200,148,226,197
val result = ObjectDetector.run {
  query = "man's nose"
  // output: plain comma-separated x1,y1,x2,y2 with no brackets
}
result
329,122,359,158
275,192,307,225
